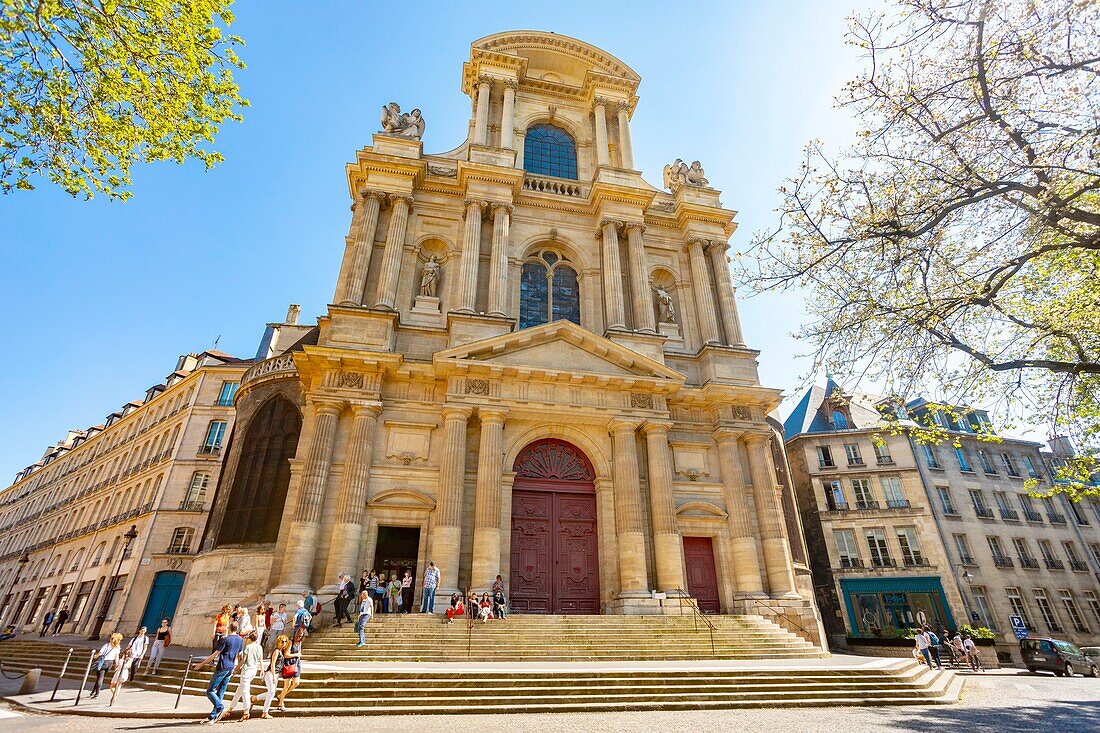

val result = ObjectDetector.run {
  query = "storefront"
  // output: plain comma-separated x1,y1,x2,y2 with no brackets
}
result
840,576,955,636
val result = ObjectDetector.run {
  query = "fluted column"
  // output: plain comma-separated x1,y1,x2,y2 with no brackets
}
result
471,408,507,591
325,402,382,584
642,421,685,593
456,200,487,312
625,222,656,333
713,429,765,597
744,432,798,598
610,419,648,594
687,238,721,345
373,195,412,310
593,100,610,167
277,399,343,592
429,406,472,597
500,80,517,151
335,190,385,306
597,219,626,330
487,203,513,317
707,240,746,346
473,76,491,146
616,102,635,169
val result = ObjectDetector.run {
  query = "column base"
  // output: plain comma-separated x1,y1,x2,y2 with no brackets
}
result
605,593,694,616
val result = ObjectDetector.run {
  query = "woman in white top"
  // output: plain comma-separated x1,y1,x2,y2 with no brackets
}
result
237,607,254,636
108,647,133,706
356,590,373,647
223,631,263,721
266,604,286,655
259,634,289,719
89,632,122,699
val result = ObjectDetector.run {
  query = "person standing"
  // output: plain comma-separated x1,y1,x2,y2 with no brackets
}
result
146,618,172,675
212,604,231,652
355,590,373,648
401,570,414,614
292,600,311,637
421,561,440,613
193,621,243,724
333,575,348,627
89,632,122,699
388,574,401,614
359,570,370,595
255,603,267,647
302,591,317,632
259,634,289,719
913,627,933,668
223,630,263,721
52,608,69,635
39,610,54,637
237,605,254,636
339,574,356,626
267,604,286,655
963,633,984,671
125,626,149,679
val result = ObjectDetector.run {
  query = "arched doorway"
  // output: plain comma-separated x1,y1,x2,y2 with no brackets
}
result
139,571,185,630
509,439,600,613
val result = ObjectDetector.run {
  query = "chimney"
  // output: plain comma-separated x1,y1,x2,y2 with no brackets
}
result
285,304,301,325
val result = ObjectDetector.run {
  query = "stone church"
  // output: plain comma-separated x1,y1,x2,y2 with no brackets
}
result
177,31,822,642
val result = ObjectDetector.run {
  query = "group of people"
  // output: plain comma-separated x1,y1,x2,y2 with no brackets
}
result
332,568,416,622
38,608,71,636
88,617,171,705
913,625,985,671
444,576,509,624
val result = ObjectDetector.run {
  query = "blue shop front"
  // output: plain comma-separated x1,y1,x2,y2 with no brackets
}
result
840,576,956,636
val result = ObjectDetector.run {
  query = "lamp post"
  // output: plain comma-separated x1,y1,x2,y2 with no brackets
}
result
954,563,975,628
88,525,137,640
1,550,30,626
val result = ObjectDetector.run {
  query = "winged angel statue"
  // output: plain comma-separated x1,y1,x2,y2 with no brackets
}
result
380,102,425,140
662,159,709,190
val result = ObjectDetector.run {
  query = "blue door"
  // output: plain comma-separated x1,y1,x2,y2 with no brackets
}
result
140,571,185,630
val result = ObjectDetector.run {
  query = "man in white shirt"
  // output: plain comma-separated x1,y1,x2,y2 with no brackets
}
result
913,628,933,667
126,627,149,677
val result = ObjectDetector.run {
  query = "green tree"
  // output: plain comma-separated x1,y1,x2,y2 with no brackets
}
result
1,0,247,200
740,0,1100,498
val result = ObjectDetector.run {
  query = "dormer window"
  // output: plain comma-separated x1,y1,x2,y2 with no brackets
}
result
524,124,577,179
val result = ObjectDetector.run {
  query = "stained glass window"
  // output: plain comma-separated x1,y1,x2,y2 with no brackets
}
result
520,261,549,329
551,265,580,323
519,250,581,330
523,125,578,179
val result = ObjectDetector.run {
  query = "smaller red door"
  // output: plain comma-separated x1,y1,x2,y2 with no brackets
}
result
683,536,720,613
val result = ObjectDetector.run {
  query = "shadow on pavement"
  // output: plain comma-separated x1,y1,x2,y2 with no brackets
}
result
876,699,1100,732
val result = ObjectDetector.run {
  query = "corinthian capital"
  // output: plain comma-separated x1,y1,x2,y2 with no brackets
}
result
476,74,494,88
388,194,414,210
490,201,514,217
684,237,709,252
624,221,647,235
463,199,489,218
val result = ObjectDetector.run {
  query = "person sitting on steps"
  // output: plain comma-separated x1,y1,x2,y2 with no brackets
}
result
446,593,464,624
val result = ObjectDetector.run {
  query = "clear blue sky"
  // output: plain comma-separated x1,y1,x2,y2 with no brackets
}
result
0,1,875,479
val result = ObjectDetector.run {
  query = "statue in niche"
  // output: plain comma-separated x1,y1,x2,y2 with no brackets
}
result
380,102,425,139
656,287,676,324
419,256,441,297
662,158,708,190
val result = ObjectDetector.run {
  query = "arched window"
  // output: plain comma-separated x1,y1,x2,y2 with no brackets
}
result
523,124,577,179
832,410,849,429
520,249,580,329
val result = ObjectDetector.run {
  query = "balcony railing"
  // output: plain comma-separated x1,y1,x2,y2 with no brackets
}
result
1019,556,1040,569
942,505,960,517
839,557,864,569
1023,509,1044,523
958,554,977,566
178,500,206,512
819,460,837,469
974,506,995,519
855,500,880,510
198,445,222,456
993,555,1014,568
847,458,865,467
522,174,583,198
999,508,1020,521
870,557,897,568
885,498,911,509
1044,558,1066,570
827,501,850,512
1048,513,1067,525
241,353,297,387
1069,559,1090,572
904,556,930,567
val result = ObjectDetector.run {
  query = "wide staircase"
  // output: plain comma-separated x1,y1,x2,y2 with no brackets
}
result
0,614,962,713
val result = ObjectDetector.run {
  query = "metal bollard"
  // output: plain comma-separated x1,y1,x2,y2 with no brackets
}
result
175,655,194,710
75,650,95,706
50,648,74,702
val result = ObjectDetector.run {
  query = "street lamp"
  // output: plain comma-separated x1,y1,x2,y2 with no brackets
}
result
953,563,976,627
88,525,138,640
1,550,30,626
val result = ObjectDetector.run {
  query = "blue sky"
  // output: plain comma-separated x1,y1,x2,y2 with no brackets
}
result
0,1,875,479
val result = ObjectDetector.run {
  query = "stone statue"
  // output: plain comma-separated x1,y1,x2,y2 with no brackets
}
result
419,256,440,297
686,160,708,186
656,287,676,324
662,158,708,190
380,102,426,140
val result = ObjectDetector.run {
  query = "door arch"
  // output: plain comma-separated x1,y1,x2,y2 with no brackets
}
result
509,439,600,614
139,571,185,630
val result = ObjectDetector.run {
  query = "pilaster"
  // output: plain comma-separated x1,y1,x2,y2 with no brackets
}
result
597,219,627,331
471,408,507,590
373,195,413,310
609,418,648,595
642,420,685,593
428,405,473,597
714,428,765,598
487,203,513,317
744,432,798,598
324,402,383,588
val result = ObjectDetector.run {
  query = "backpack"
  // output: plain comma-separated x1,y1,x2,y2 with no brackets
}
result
928,631,940,646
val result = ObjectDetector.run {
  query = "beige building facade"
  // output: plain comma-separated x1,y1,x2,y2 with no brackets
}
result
175,31,822,646
0,352,248,638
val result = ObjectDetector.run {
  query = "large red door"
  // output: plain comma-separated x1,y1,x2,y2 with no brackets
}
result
509,440,600,614
683,536,720,613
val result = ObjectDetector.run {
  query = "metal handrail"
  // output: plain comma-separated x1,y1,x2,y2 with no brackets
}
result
750,597,813,641
672,588,715,656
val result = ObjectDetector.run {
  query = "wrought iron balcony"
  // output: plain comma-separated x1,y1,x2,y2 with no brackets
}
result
1023,509,1044,523
839,557,864,569
178,500,206,512
974,506,995,519
1043,558,1065,570
1048,512,1067,525
198,445,222,456
855,500,880,510
1019,556,1040,569
958,554,976,566
886,498,911,509
992,555,1014,568
904,556,930,567
871,557,897,568
999,508,1020,521
1069,559,1090,572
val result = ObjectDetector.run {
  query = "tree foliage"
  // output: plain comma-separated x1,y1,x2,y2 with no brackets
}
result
1,0,247,199
740,0,1100,497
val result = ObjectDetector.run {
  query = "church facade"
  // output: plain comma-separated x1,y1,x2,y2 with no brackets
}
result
177,32,822,644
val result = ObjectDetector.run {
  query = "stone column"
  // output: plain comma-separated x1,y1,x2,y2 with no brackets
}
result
707,240,746,346
473,76,491,146
373,195,412,310
610,419,648,594
744,432,798,598
686,238,721,345
593,100,610,167
325,402,382,585
713,429,765,597
471,408,507,591
487,203,513,317
277,399,343,593
642,421,685,593
616,102,635,169
335,190,385,306
500,80,517,151
597,219,626,330
625,222,656,333
455,200,487,313
428,406,472,596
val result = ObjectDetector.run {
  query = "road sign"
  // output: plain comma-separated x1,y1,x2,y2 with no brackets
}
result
916,611,927,625
1009,614,1029,640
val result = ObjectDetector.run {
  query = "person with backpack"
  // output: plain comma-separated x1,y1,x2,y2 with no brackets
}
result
922,625,943,669
292,599,311,637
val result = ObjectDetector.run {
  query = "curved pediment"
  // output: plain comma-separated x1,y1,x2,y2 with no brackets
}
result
367,488,436,511
675,500,728,519
472,31,640,83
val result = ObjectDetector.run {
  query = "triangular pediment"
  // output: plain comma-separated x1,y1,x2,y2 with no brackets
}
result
434,321,685,382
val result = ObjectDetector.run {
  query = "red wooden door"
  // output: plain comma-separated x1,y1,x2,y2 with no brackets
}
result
509,440,600,614
683,536,720,613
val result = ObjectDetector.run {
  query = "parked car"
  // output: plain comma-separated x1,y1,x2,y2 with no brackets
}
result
1081,646,1100,659
1020,638,1099,677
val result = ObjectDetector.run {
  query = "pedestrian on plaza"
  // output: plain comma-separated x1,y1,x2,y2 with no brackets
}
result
237,604,254,636
108,646,133,707
40,609,54,637
255,602,267,647
267,604,286,654
51,607,69,635
125,626,148,678
421,561,440,613
302,591,317,631
292,599,311,638
963,633,984,671
401,569,414,614
355,590,373,647
146,618,172,675
913,627,934,668
922,625,943,669
223,630,263,721
193,620,243,724
342,574,358,625
275,627,304,712
950,631,966,668
445,593,464,624
359,570,370,594
89,632,122,699
212,604,231,652
388,573,401,614
259,634,289,719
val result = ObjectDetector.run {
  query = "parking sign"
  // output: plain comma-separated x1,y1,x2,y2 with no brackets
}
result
1009,614,1029,640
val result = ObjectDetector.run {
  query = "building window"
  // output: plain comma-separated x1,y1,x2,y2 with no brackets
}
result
896,527,925,565
523,124,577,179
1059,590,1088,632
970,490,993,518
988,536,1011,566
1013,538,1038,568
993,491,1018,520
1063,542,1086,571
937,486,958,515
865,528,893,567
831,410,848,429
977,450,996,474
834,530,861,568
922,444,940,468
1019,494,1043,523
1038,540,1063,570
1022,455,1039,478
1068,501,1089,526
954,447,972,472
1006,587,1034,630
953,534,975,565
971,587,994,629
881,477,908,508
183,472,210,509
1000,453,1020,477
817,445,836,468
844,443,863,466
200,421,227,454
873,441,892,464
215,382,239,407
825,480,847,511
1083,591,1100,627
166,527,194,554
519,249,580,329
1089,543,1100,568
852,479,875,509
1033,589,1063,632
1044,497,1067,524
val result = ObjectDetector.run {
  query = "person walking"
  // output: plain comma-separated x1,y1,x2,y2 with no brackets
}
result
922,625,943,669
89,632,122,699
292,600,311,637
193,621,243,724
39,610,54,637
212,604,231,652
259,634,289,719
421,561,440,613
125,627,148,679
388,573,401,614
223,630,263,721
355,590,373,647
108,646,133,707
146,618,172,675
275,628,304,712
267,604,286,655
340,574,357,625
333,575,348,627
913,627,934,668
401,570,414,614
51,607,69,635
963,633,985,671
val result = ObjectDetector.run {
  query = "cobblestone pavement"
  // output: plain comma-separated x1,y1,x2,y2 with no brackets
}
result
0,669,1096,732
